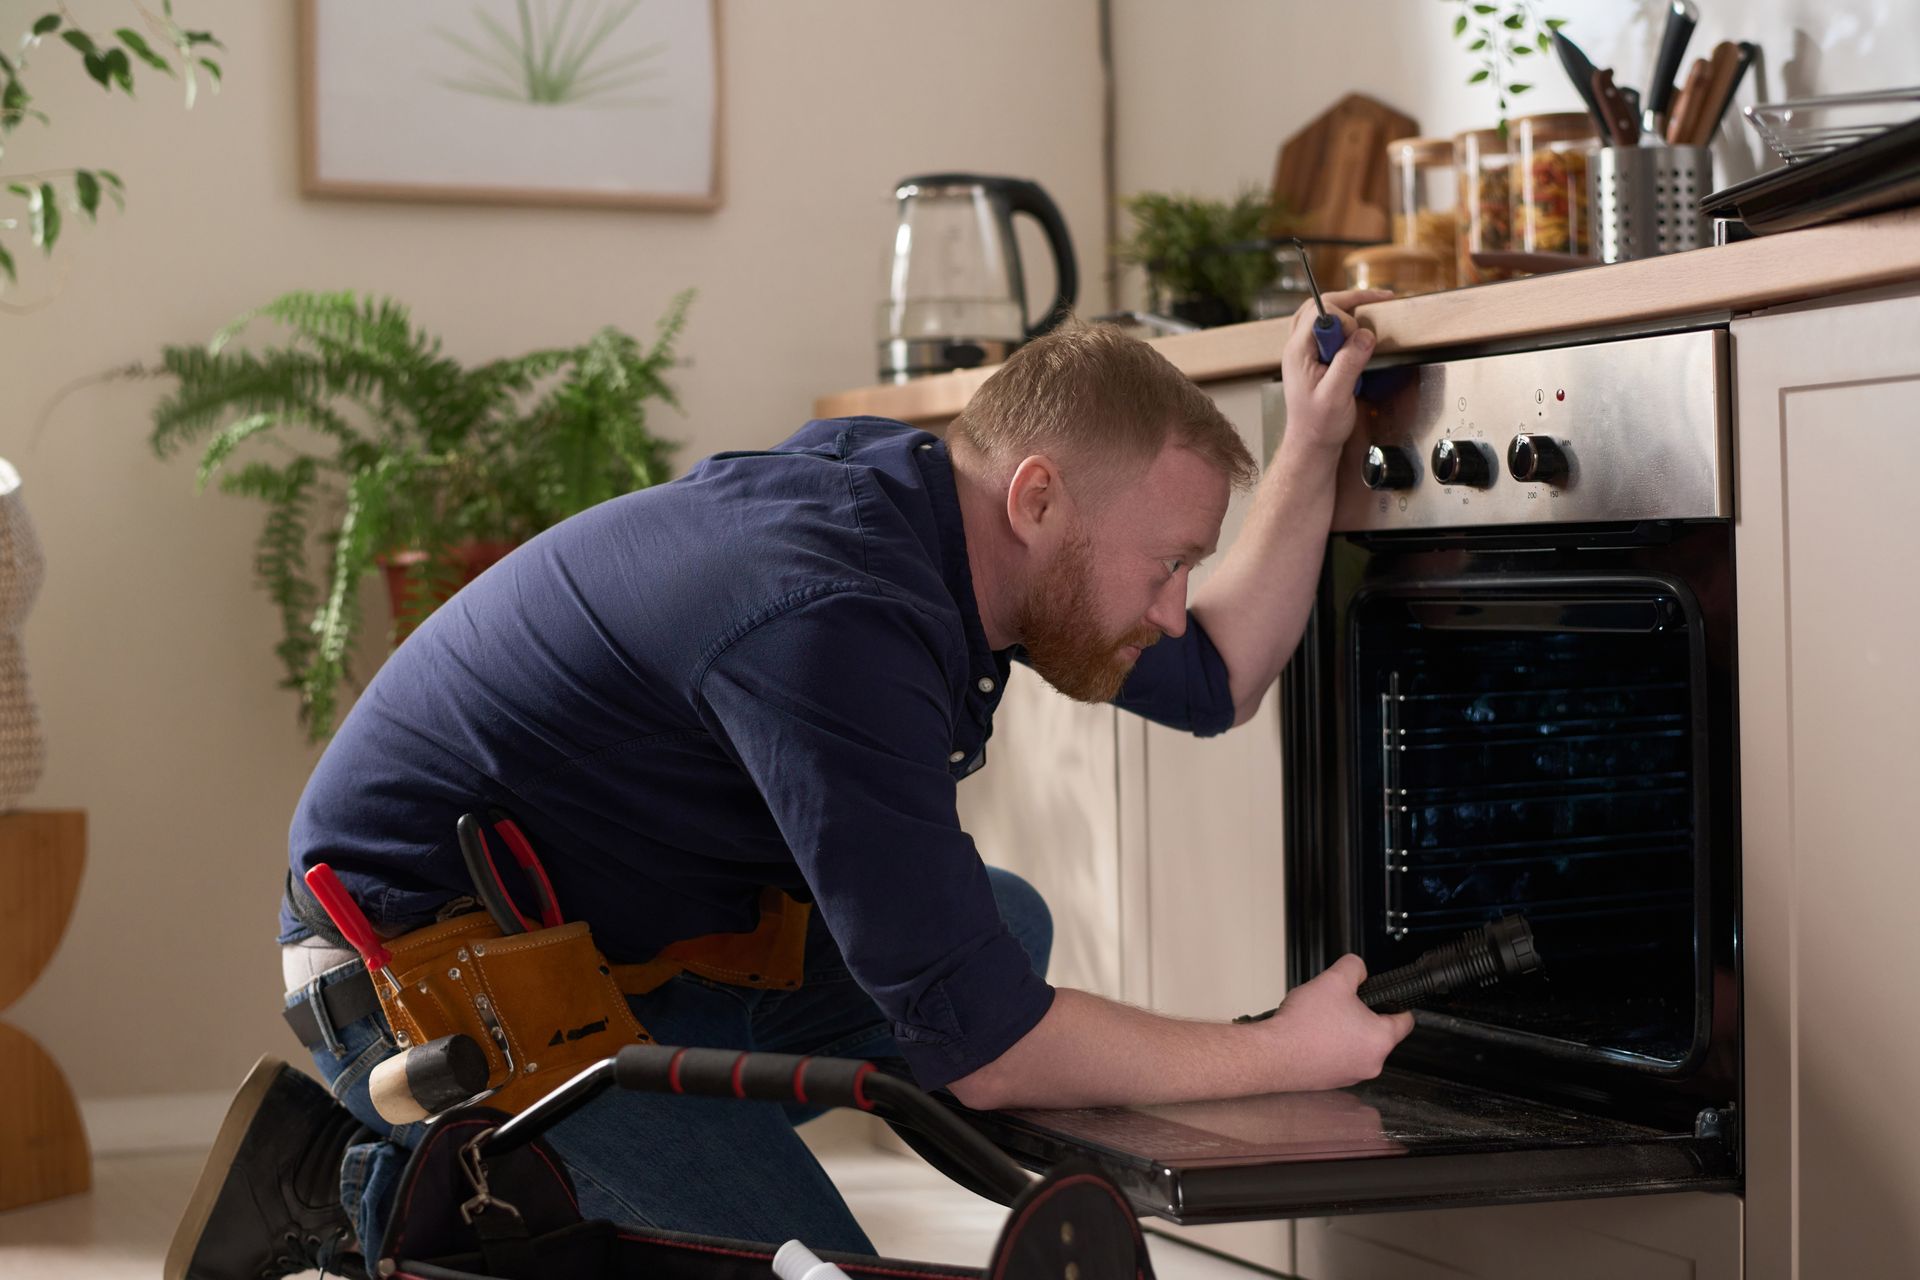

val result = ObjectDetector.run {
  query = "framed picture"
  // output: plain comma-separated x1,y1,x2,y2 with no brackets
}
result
300,0,722,211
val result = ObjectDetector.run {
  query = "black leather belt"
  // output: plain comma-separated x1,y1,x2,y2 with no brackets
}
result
283,967,381,1052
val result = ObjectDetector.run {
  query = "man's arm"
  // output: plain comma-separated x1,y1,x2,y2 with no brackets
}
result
1189,288,1391,728
948,955,1412,1111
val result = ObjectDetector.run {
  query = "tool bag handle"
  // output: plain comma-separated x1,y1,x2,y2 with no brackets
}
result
478,1045,1032,1205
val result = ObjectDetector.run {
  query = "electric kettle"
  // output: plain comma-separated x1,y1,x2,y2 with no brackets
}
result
877,173,1078,383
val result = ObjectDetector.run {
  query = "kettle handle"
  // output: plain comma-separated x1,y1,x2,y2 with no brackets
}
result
1001,179,1078,339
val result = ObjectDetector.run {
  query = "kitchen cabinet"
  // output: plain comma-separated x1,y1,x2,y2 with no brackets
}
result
1731,288,1920,1280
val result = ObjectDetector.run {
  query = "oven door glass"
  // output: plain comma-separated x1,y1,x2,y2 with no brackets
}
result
958,1069,1735,1224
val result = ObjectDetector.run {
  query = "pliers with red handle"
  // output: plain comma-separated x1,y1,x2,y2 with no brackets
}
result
456,809,563,935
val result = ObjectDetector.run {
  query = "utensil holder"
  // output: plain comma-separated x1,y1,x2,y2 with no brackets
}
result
1591,145,1712,262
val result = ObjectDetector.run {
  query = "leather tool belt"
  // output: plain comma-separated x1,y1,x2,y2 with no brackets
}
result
285,882,811,1116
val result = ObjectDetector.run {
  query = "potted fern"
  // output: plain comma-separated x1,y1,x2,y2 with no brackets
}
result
146,288,691,741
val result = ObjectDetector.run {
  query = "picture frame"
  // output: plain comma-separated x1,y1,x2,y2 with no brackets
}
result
299,0,723,212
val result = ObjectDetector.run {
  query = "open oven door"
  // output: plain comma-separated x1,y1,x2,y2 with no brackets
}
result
952,1072,1737,1225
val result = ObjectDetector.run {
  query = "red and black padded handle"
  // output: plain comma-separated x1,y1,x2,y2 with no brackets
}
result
479,1046,1031,1205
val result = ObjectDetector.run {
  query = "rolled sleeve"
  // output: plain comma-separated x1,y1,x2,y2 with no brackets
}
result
696,589,1055,1089
1109,611,1237,737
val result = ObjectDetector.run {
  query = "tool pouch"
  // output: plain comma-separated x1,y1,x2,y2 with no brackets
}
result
376,913,651,1116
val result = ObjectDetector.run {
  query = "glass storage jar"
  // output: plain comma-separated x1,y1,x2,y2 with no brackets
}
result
1454,127,1515,283
1388,136,1459,289
1513,112,1600,255
1342,244,1445,297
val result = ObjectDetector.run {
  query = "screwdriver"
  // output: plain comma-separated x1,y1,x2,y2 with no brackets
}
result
1292,237,1369,397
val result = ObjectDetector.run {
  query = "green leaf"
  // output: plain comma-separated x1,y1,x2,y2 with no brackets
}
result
195,412,278,489
61,29,99,57
199,57,221,86
1469,68,1490,83
31,181,58,252
116,29,175,75
1538,32,1552,51
75,170,100,219
32,15,61,36
82,52,112,90
1469,37,1487,50
1503,12,1525,28
1511,43,1534,54
1510,82,1532,93
1546,17,1568,29
1453,13,1467,36
99,169,123,189
0,240,14,285
1473,4,1497,12
104,48,133,92
185,30,224,48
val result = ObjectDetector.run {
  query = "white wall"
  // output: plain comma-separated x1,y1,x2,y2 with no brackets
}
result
0,0,1104,1102
1113,0,1920,306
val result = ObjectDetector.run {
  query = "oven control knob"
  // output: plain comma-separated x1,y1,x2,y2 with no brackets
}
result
1432,438,1493,487
1508,433,1569,484
1362,445,1416,490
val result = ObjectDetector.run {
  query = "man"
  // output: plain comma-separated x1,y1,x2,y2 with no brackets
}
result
167,287,1407,1280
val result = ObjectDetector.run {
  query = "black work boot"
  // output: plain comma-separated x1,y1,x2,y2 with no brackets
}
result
165,1055,374,1280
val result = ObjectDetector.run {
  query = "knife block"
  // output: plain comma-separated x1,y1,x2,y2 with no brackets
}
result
0,809,89,1211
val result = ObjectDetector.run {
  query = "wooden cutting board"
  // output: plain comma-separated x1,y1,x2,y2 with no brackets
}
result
1272,93,1419,244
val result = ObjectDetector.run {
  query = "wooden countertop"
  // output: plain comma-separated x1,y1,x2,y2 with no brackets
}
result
816,207,1920,424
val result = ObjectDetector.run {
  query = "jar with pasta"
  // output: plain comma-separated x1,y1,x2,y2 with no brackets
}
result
1453,127,1515,284
1388,136,1458,290
1514,112,1599,256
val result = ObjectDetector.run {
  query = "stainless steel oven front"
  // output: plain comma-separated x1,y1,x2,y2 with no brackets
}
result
965,327,1743,1225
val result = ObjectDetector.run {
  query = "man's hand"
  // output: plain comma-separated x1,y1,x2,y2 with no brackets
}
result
1278,288,1392,454
1250,953,1415,1092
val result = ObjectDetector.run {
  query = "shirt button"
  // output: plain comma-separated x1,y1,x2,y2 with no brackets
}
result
977,677,996,693
949,750,966,763
918,443,934,451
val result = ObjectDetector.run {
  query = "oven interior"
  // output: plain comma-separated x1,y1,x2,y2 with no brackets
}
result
1349,579,1707,1070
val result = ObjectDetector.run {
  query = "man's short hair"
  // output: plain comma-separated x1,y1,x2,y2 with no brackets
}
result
946,321,1259,505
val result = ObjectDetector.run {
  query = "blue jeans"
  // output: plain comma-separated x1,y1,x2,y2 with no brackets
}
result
293,867,1052,1257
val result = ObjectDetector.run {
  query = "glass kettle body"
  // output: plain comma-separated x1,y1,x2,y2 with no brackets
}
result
877,173,1078,384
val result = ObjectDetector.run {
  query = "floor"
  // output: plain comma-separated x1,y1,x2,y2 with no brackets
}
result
0,1114,1266,1279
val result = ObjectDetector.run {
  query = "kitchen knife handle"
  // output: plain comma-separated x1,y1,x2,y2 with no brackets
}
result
1592,69,1640,146
1645,0,1700,132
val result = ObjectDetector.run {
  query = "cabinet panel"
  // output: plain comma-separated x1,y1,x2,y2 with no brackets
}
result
956,684,1121,999
1295,1194,1740,1280
1734,290,1920,1280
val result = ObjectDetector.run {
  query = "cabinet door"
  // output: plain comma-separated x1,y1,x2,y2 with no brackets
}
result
956,681,1122,999
1733,289,1920,1280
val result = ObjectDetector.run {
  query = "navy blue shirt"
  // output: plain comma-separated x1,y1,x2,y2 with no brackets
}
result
284,418,1237,1088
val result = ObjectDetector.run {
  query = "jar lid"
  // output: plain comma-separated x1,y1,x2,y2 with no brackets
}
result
1453,126,1508,148
1514,111,1601,143
1388,136,1454,164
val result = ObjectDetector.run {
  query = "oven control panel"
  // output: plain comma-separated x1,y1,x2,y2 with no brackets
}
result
1265,328,1730,532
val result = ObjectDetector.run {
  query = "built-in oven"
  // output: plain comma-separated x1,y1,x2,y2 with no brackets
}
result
962,327,1742,1225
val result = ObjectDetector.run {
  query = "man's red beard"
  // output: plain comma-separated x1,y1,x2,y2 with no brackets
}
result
1015,527,1161,704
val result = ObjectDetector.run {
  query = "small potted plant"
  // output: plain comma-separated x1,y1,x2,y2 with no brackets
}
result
144,288,691,740
1116,189,1286,328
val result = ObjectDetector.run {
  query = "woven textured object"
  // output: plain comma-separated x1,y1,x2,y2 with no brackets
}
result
0,460,45,812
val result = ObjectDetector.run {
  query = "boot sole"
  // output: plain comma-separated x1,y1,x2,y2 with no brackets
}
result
162,1054,289,1280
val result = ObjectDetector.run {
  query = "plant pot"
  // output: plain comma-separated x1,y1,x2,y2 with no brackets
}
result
379,540,518,644
0,459,46,813
1167,295,1246,329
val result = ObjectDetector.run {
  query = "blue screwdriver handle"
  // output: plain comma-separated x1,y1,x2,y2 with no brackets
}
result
1311,312,1367,398
1312,313,1346,365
